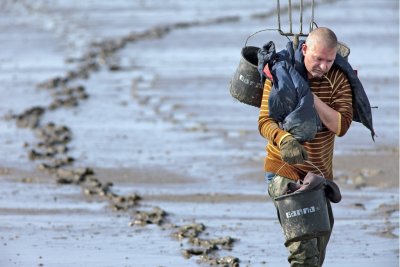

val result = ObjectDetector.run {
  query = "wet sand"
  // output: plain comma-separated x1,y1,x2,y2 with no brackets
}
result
0,0,399,266
0,153,398,267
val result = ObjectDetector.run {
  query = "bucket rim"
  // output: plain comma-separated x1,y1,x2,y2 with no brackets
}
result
274,188,324,201
241,46,260,53
240,46,260,68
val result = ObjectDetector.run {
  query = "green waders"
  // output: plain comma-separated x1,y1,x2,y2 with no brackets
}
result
268,174,334,267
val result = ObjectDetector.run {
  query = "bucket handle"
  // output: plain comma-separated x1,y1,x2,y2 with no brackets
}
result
273,160,325,180
244,28,289,47
305,160,324,178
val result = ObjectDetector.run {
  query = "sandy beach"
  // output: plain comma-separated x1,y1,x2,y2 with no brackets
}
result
0,0,398,266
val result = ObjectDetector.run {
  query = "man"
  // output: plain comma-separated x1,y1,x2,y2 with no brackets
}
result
258,27,353,266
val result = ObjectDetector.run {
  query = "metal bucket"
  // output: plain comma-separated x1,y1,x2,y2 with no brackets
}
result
274,188,330,243
229,46,263,108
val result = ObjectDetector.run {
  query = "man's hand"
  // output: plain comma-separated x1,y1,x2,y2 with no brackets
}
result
263,64,273,81
279,135,308,164
313,93,340,135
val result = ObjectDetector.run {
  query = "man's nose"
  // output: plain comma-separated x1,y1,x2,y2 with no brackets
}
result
320,62,328,72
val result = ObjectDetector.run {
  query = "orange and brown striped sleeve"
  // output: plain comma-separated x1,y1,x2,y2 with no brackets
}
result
258,80,290,147
329,69,353,137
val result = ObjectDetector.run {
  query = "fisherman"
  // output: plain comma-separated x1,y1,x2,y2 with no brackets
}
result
258,27,352,266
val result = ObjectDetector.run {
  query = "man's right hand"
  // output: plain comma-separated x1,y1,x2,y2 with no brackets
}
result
279,135,308,164
263,64,273,81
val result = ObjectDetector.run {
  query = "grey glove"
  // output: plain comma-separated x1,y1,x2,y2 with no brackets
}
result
280,135,308,165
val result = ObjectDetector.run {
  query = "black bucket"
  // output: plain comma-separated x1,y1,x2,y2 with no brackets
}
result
229,46,263,108
274,188,330,243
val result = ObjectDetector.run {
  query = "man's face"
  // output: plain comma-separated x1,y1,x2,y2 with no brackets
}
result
302,43,336,79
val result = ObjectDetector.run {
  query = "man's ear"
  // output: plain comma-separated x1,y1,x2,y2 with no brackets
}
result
301,43,307,56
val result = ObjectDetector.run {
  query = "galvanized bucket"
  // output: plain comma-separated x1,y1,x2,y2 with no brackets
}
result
274,188,330,243
229,46,263,108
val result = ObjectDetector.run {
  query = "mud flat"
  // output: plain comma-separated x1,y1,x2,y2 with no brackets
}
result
0,0,398,266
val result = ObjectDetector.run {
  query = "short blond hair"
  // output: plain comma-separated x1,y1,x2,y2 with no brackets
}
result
306,27,338,50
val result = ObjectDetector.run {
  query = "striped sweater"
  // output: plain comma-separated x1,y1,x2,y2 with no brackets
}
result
258,65,353,180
